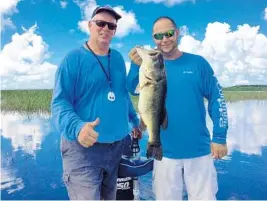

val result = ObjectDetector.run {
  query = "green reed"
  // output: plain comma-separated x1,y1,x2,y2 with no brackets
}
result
1,89,267,113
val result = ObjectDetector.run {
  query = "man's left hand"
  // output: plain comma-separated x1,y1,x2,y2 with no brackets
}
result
211,143,227,159
128,47,143,66
132,127,142,139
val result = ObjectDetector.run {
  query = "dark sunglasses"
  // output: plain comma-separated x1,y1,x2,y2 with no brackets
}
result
91,20,117,30
153,29,175,40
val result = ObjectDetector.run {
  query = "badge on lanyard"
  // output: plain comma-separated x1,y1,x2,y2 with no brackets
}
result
85,42,116,102
108,91,116,102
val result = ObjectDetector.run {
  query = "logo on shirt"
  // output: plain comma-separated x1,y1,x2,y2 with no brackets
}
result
183,71,193,74
216,82,228,128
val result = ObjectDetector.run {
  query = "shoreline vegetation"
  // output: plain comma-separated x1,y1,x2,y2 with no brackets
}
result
1,85,267,113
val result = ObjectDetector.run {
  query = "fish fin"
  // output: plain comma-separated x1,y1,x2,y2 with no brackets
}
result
146,142,163,161
160,107,168,130
139,79,152,91
139,116,147,131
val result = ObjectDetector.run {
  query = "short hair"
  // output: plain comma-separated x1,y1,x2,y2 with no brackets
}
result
153,16,177,29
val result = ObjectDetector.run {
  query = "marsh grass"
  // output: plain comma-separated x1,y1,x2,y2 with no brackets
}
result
1,89,267,113
1,90,52,113
224,91,267,102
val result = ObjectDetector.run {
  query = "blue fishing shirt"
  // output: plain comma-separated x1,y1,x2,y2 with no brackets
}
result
127,52,228,159
51,46,139,143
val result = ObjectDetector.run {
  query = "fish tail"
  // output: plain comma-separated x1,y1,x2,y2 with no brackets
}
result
146,142,163,161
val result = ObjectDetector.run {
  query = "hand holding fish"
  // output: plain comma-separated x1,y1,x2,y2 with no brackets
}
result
211,143,227,159
128,47,143,66
132,126,142,139
77,118,100,148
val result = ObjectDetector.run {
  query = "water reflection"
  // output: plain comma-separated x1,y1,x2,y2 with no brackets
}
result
226,101,267,156
1,100,267,200
1,164,24,194
206,100,267,156
0,112,67,199
0,112,51,156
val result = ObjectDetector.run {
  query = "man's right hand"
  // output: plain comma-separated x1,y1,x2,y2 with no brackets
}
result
128,47,142,66
77,118,100,148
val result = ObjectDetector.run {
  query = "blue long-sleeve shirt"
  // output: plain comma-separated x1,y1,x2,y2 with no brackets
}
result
127,52,228,159
51,46,139,143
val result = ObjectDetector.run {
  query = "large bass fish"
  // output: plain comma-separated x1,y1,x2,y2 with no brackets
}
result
134,46,168,161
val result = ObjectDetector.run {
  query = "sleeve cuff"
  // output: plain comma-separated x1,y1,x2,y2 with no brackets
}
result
212,136,226,144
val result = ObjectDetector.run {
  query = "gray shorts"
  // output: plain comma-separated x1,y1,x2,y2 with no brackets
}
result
60,136,125,200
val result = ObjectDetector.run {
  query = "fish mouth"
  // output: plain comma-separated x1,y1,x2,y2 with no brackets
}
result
148,51,159,56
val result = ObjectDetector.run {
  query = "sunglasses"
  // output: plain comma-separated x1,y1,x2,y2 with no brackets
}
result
91,20,117,30
153,29,175,40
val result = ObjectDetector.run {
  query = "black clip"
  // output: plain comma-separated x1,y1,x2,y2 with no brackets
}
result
131,137,140,154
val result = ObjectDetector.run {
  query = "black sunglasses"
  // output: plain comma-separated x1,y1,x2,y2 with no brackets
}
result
91,20,117,30
153,29,175,40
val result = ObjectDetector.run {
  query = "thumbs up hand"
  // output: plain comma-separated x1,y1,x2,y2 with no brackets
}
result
78,118,100,148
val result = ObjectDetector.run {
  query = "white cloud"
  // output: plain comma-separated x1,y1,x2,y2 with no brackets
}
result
143,44,153,49
0,24,57,89
0,0,21,14
1,17,16,30
135,0,194,7
179,22,267,87
74,0,97,19
0,0,21,32
77,20,89,34
74,0,143,38
60,0,68,9
178,25,196,37
264,7,267,20
113,6,143,38
179,25,189,36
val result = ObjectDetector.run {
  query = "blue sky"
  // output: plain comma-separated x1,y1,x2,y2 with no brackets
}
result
1,0,267,89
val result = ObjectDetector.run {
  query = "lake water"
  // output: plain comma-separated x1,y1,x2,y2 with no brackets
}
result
1,100,267,200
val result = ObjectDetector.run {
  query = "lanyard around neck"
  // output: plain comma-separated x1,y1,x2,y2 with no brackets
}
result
85,42,112,89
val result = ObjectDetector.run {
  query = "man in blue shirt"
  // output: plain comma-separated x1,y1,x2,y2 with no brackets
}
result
51,5,141,200
127,16,228,200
